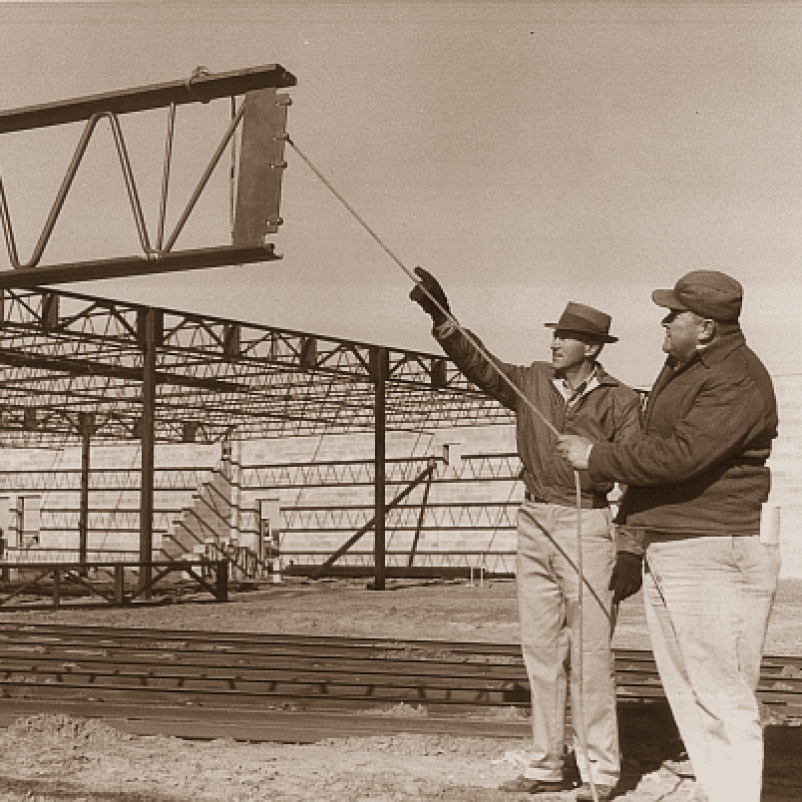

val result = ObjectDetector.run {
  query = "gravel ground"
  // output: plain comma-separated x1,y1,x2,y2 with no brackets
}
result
0,576,797,801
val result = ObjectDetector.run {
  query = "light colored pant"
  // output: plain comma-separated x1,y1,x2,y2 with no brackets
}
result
644,534,781,802
516,501,619,786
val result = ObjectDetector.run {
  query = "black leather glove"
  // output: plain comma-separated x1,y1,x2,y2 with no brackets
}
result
410,267,450,326
609,552,643,604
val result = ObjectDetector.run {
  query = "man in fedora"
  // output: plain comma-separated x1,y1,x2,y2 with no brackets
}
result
410,267,643,799
558,270,780,802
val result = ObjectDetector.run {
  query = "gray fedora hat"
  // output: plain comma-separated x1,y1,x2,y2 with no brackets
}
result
544,301,618,343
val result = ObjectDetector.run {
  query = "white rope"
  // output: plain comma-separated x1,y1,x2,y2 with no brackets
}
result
287,135,600,799
574,471,599,802
287,136,560,437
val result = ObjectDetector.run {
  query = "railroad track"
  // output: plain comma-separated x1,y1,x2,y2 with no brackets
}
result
0,622,798,743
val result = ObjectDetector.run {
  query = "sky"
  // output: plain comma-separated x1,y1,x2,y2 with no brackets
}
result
0,1,801,388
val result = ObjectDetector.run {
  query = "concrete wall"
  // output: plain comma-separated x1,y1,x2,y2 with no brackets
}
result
0,370,801,577
0,443,219,559
237,426,520,572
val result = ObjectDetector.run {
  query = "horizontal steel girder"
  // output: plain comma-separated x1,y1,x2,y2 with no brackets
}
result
0,286,514,445
0,64,297,133
0,245,277,289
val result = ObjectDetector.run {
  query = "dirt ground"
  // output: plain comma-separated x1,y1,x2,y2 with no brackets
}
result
0,576,799,801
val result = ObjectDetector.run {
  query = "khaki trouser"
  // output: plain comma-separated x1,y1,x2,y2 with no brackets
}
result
516,501,619,786
644,534,780,802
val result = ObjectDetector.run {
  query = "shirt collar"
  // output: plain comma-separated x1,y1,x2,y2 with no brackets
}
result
552,365,600,405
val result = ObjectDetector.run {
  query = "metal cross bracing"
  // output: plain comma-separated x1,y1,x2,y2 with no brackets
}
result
0,449,524,578
0,64,296,287
0,453,523,501
0,466,211,493
239,452,523,489
284,502,520,533
245,452,523,536
42,510,175,534
235,451,523,575
0,62,521,589
281,550,518,576
0,285,513,448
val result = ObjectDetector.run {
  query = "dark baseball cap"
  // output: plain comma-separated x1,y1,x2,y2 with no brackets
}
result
652,270,743,322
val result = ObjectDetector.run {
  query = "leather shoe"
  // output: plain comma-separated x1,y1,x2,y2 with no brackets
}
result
662,756,695,779
498,774,567,793
574,781,616,801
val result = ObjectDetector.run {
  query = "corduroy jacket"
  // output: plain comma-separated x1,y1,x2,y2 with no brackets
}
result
434,323,643,509
589,327,777,538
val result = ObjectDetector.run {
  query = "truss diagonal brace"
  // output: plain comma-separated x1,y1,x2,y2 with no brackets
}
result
0,64,297,133
310,462,437,581
0,244,277,289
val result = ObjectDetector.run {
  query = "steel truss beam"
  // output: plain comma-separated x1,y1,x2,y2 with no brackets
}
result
0,246,278,290
0,286,513,447
0,65,296,133
0,64,295,286
248,453,522,486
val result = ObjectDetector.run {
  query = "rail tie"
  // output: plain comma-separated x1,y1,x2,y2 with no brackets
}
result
0,622,797,744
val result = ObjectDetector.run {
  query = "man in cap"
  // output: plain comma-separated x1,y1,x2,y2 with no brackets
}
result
410,268,643,799
558,270,780,802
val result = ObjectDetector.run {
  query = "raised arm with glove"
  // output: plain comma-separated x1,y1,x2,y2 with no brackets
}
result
409,266,450,326
410,270,644,799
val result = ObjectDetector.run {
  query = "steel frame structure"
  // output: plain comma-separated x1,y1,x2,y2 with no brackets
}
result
0,284,514,589
0,286,512,447
0,63,516,590
0,64,296,287
0,559,229,609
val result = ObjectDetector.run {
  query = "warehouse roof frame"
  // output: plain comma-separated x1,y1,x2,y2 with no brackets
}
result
0,285,515,590
0,285,513,448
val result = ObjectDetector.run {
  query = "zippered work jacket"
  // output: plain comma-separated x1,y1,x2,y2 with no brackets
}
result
589,328,777,536
434,323,643,509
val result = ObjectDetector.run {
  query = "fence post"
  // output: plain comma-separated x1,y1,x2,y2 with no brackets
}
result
52,567,60,607
215,559,229,601
114,564,125,603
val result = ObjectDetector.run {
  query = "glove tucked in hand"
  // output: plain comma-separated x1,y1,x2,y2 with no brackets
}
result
609,552,643,604
410,266,450,326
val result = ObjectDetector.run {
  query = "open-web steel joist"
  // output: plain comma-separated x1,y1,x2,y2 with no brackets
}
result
0,64,295,287
0,286,514,590
0,61,516,590
0,285,513,448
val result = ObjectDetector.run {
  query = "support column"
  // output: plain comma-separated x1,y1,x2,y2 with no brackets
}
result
230,437,242,547
78,412,93,574
372,347,388,590
139,307,158,596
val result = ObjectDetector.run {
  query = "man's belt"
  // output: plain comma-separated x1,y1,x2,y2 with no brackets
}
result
524,490,608,509
731,457,767,468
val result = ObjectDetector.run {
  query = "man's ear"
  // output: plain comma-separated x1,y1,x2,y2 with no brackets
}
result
585,342,604,360
698,319,717,345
